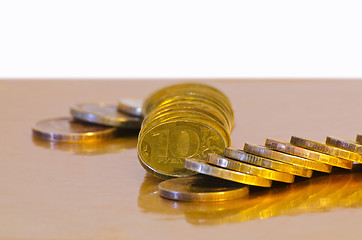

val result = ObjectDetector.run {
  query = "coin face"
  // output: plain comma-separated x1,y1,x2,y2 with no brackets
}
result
224,148,313,178
32,117,117,142
265,139,353,169
158,175,249,202
184,158,272,187
117,98,143,117
138,119,228,178
71,103,142,128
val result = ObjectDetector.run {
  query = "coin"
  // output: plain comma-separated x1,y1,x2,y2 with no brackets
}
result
265,139,353,169
32,117,117,142
71,103,142,128
143,83,233,116
224,148,313,178
206,153,295,183
291,136,360,162
117,98,143,117
357,135,362,145
184,158,272,187
244,143,332,173
158,175,249,202
146,94,233,129
140,114,231,148
326,136,362,155
143,100,232,132
138,119,229,178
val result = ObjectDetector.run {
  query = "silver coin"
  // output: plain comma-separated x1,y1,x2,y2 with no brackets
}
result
32,117,117,142
158,175,249,202
118,98,143,117
71,103,142,128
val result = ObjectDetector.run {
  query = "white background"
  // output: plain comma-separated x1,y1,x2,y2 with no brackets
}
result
0,0,361,79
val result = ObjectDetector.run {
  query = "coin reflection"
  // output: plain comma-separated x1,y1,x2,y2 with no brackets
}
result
138,165,362,225
33,132,138,155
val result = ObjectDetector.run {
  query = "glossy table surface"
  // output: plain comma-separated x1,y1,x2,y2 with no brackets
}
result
1,80,362,240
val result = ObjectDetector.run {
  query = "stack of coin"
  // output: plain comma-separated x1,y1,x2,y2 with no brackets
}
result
137,83,234,180
32,99,143,143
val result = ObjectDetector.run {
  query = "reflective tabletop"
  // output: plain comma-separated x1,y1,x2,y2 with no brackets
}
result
1,80,362,240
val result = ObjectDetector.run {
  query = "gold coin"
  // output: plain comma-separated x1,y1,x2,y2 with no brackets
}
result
206,153,295,183
291,136,360,162
244,143,332,173
326,136,362,157
158,175,249,202
143,100,232,132
224,148,313,178
265,139,353,169
32,117,117,142
184,158,272,187
146,94,233,127
143,83,233,116
142,104,230,133
140,113,231,147
138,119,228,178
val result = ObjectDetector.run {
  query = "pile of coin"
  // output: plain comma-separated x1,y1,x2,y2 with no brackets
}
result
137,83,234,180
32,99,143,143
159,135,362,202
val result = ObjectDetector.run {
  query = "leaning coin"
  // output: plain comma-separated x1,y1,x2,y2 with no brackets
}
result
265,139,353,169
71,103,142,128
206,153,294,183
326,136,362,156
117,98,143,117
291,136,360,162
158,175,249,202
224,148,312,178
357,135,362,145
244,143,332,173
184,158,272,187
32,117,117,142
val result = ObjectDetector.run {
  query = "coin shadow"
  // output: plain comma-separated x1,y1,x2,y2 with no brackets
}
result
137,166,362,225
32,131,138,156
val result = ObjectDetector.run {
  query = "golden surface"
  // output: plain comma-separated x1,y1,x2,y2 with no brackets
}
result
2,80,362,240
265,139,353,169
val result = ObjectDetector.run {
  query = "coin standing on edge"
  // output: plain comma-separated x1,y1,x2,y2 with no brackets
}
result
158,175,249,202
207,153,294,183
71,103,142,128
291,136,361,162
244,143,332,173
184,158,272,187
356,135,362,145
32,117,117,142
117,98,143,118
224,148,313,178
265,139,353,169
